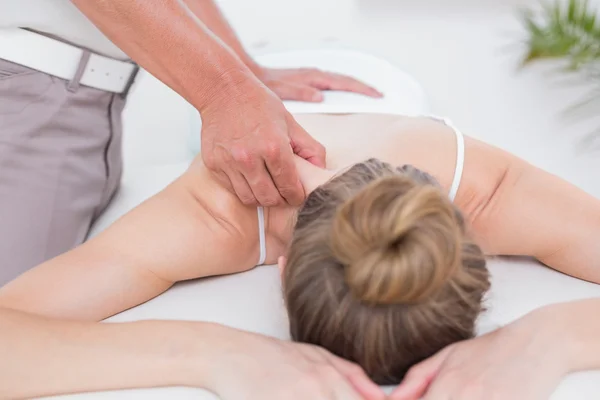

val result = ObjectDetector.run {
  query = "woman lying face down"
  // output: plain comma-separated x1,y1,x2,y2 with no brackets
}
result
281,159,490,384
0,113,598,399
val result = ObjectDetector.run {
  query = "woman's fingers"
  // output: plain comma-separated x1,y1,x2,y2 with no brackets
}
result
305,346,385,400
330,356,386,400
390,346,453,400
329,374,367,400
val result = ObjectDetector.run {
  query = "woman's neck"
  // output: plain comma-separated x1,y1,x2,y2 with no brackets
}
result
261,158,339,264
262,206,296,265
261,158,340,264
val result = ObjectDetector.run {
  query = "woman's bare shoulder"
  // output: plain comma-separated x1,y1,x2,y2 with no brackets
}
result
169,160,262,276
0,160,263,321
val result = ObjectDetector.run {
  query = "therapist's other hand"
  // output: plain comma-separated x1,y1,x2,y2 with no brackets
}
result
390,310,568,400
201,81,325,207
256,67,383,102
208,328,385,400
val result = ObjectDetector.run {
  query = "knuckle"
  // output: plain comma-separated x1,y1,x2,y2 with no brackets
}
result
238,193,257,205
202,152,216,169
253,177,271,193
253,183,279,207
260,196,280,207
262,141,281,161
278,183,300,197
230,146,255,168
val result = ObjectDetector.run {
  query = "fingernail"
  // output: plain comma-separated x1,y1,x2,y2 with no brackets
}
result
312,92,323,102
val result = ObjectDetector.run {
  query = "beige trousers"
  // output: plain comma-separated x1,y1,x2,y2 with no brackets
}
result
0,56,128,286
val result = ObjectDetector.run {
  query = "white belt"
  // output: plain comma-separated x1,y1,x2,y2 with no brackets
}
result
0,29,137,94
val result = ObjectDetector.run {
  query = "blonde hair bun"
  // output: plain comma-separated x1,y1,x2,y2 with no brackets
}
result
330,174,462,304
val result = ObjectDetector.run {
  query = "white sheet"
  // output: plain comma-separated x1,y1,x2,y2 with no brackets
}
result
52,49,600,400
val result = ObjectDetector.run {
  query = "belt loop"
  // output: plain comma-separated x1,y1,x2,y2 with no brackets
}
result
120,64,140,99
67,50,91,93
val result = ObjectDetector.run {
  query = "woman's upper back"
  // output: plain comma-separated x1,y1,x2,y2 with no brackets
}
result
293,113,509,214
294,114,463,193
196,113,513,271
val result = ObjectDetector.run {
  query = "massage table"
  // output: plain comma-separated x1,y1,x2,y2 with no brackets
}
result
47,49,600,400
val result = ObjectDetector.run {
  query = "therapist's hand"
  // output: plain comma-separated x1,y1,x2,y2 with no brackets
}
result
207,328,385,400
201,78,326,206
255,67,383,102
390,310,568,400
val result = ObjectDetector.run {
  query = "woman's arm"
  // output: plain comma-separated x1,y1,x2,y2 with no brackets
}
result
391,297,600,400
0,307,382,400
471,149,600,282
0,307,214,399
0,166,258,321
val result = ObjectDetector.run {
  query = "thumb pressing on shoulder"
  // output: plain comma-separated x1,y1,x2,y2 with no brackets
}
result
287,120,326,168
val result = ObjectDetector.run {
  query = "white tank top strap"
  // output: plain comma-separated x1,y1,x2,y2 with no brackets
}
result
256,206,267,265
423,115,465,202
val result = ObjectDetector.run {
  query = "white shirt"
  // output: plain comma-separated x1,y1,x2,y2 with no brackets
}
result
0,0,129,60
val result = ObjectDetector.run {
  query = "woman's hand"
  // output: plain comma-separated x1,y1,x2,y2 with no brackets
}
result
204,326,385,400
255,67,383,102
390,308,571,400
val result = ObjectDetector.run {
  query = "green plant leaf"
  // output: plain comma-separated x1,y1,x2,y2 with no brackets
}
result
519,0,600,136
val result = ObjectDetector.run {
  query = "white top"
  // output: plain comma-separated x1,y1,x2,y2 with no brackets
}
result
255,118,466,265
0,0,129,60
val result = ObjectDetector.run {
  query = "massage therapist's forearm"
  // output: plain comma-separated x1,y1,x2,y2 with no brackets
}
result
0,307,222,399
70,0,259,111
183,0,261,72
